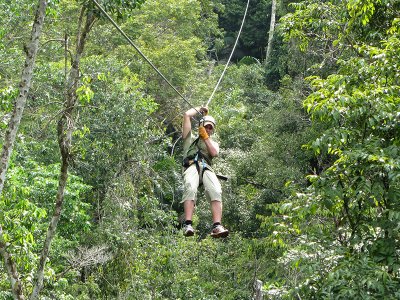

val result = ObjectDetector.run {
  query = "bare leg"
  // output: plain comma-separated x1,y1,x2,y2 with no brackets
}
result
184,200,195,221
211,200,222,223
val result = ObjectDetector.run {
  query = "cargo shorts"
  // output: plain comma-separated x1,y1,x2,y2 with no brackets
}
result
181,163,222,203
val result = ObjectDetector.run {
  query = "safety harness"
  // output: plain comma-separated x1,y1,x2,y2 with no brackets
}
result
182,137,212,180
182,135,228,182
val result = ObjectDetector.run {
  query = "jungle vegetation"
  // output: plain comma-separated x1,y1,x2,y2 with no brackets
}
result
0,0,399,299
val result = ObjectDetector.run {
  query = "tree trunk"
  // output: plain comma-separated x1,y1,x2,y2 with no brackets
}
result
265,0,277,65
254,279,263,300
0,0,48,299
30,9,95,300
0,227,24,300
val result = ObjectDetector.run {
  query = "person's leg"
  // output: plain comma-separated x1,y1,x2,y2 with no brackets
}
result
183,200,195,236
203,170,228,237
203,170,222,203
210,200,222,223
182,165,199,216
184,199,196,221
181,165,199,236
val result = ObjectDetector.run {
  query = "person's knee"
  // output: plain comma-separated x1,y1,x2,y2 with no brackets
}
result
210,198,222,203
183,199,196,205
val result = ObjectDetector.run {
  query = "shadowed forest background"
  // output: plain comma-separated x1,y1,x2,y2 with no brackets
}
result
0,0,399,299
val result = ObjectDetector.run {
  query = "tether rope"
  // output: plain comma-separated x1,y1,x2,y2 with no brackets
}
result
91,0,202,116
206,0,250,107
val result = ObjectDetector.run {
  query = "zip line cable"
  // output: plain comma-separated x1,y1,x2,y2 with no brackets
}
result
206,0,250,107
92,0,250,116
91,0,202,116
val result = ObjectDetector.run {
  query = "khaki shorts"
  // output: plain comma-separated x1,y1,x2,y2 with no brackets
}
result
181,164,222,203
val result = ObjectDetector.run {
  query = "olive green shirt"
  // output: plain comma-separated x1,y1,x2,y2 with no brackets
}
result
182,131,219,165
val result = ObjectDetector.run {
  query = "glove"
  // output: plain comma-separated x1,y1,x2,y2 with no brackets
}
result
199,126,209,140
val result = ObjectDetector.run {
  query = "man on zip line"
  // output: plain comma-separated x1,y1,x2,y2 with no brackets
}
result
181,106,229,238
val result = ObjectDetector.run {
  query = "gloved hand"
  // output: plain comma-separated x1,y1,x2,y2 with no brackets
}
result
199,126,209,140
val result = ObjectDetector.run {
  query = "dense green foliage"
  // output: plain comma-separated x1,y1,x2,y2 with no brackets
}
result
0,0,399,299
260,0,400,298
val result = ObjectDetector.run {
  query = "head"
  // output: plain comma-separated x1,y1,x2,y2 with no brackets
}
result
202,115,216,135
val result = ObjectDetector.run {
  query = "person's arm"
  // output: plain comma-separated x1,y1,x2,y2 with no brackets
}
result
182,106,208,139
198,122,218,157
203,138,218,157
